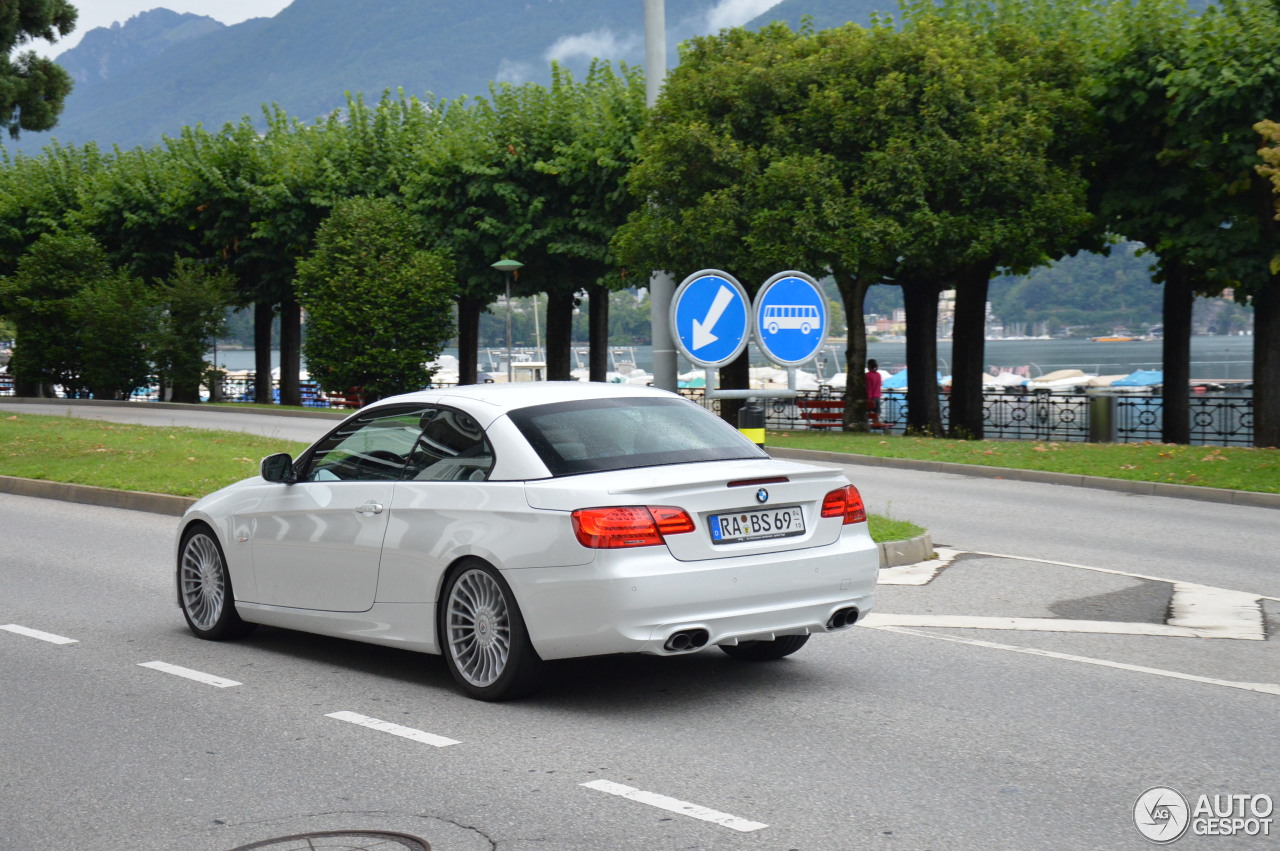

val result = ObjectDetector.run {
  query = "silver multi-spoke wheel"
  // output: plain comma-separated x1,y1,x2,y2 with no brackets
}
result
446,568,512,687
177,525,253,641
181,532,226,631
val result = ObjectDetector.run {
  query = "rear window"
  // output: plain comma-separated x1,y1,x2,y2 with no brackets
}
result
507,396,766,477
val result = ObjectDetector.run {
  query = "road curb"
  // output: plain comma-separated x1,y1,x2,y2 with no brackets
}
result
766,446,1280,510
0,396,348,421
0,475,196,517
880,533,933,569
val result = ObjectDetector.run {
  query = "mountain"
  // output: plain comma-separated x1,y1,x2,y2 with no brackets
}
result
56,9,225,88
747,0,903,30
5,0,719,155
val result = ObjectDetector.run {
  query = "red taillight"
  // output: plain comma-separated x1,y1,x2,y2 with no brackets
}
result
571,505,695,549
821,485,867,525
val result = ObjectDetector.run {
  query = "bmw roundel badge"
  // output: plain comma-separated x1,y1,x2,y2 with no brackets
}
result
756,488,769,504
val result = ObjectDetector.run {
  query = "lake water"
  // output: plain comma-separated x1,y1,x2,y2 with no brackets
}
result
212,335,1255,381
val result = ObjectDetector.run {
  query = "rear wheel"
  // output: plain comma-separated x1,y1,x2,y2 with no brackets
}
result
719,634,809,661
178,525,256,640
440,560,542,700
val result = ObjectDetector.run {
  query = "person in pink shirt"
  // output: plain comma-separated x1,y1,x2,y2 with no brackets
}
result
865,359,883,428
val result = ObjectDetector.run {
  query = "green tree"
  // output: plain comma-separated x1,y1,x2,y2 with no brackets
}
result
1260,119,1280,235
616,24,860,423
407,63,644,384
70,266,153,399
886,3,1097,438
0,230,150,398
1,0,76,138
403,95,511,385
617,18,1093,434
161,109,336,406
149,259,233,403
522,63,645,381
1092,0,1280,447
296,197,456,404
0,142,105,395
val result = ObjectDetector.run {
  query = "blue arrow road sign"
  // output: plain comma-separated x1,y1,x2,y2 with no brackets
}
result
753,271,829,366
671,270,751,367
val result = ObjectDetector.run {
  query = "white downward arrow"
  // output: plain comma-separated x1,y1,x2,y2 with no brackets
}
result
692,285,735,350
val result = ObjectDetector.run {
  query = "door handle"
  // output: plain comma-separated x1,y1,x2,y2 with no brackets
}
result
355,502,384,516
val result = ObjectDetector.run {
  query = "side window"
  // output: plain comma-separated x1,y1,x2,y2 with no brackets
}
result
300,406,430,482
404,407,494,482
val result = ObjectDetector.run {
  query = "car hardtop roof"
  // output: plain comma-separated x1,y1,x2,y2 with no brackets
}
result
367,381,683,415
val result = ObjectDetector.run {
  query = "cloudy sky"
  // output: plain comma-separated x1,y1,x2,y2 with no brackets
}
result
28,0,785,58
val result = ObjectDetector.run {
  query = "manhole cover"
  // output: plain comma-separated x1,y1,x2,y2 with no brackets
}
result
228,830,430,851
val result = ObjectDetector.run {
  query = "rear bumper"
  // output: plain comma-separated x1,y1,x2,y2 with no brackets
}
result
505,530,879,661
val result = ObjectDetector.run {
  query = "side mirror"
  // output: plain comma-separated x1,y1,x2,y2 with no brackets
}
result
260,452,297,484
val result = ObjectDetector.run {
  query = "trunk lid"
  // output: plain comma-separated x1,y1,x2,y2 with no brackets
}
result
524,458,851,561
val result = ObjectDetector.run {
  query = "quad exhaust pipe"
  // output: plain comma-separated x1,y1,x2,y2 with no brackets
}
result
663,628,710,653
826,607,860,630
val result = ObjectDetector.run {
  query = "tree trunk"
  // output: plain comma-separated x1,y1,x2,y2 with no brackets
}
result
253,300,274,404
456,297,482,385
169,370,200,404
834,271,871,432
11,334,41,397
588,284,609,382
544,289,574,381
1253,279,1280,448
1160,263,1192,444
278,293,302,407
902,276,943,437
949,262,995,440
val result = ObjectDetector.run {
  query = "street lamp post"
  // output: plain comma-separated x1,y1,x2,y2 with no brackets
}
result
491,258,523,382
643,0,677,391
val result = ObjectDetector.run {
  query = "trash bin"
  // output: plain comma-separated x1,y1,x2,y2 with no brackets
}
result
1089,393,1116,443
738,399,765,447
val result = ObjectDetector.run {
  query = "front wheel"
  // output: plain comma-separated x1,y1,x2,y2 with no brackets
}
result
440,561,543,700
719,634,809,661
178,525,256,640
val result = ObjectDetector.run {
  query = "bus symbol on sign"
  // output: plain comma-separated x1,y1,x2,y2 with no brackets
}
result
753,271,829,366
763,304,821,335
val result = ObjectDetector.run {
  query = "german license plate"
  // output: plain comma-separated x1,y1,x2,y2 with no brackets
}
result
709,506,805,544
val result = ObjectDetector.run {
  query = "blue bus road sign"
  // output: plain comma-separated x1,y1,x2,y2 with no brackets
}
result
671,270,751,368
753,271,829,366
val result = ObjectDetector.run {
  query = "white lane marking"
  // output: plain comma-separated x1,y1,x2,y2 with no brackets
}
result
325,711,460,748
138,661,241,688
878,547,961,585
581,778,767,832
865,625,1280,697
859,614,1249,639
966,549,1280,603
859,613,1263,640
1169,583,1265,640
1,624,78,644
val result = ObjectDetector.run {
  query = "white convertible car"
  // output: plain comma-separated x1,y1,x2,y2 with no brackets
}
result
175,382,879,700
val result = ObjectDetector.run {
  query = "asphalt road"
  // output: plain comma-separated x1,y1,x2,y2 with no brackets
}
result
1,402,1277,850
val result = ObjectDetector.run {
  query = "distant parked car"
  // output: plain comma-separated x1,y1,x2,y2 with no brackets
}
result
175,382,879,700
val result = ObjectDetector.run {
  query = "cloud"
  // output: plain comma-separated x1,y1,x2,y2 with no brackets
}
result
705,0,785,32
544,29,640,64
495,59,534,85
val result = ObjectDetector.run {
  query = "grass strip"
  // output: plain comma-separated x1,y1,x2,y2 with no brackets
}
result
0,412,308,498
767,430,1279,494
0,412,924,542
